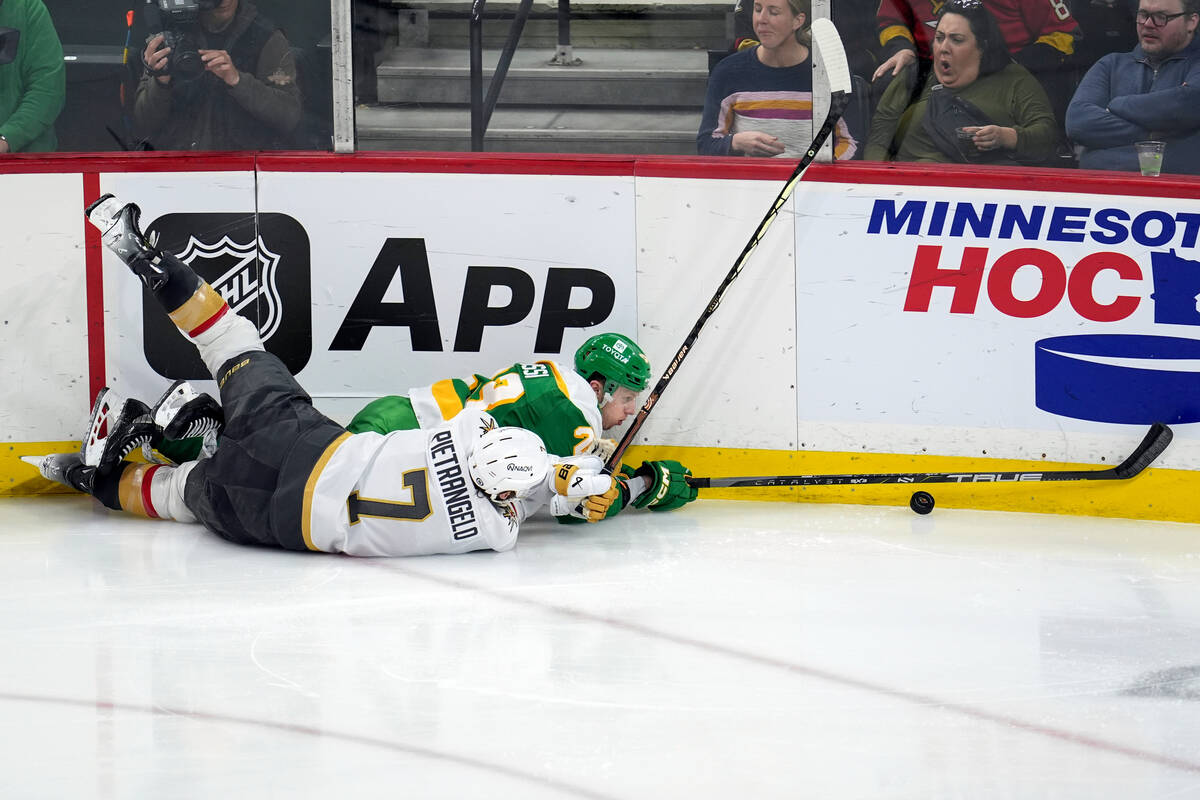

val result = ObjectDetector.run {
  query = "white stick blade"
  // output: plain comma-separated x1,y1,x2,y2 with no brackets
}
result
811,18,852,95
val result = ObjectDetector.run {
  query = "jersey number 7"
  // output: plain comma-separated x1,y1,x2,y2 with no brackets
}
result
347,470,432,523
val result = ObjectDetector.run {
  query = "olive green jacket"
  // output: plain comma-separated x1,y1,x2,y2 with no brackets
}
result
865,62,1058,164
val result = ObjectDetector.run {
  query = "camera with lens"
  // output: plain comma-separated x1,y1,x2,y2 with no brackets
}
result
145,0,220,81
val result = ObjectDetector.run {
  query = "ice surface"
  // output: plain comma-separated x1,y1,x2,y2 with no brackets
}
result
1,496,1198,798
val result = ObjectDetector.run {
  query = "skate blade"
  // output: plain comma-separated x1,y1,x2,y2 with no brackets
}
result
82,388,120,467
152,380,194,429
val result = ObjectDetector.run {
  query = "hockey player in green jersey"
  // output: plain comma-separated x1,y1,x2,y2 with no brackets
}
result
345,332,698,522
153,333,697,522
131,335,696,522
114,275,693,519
348,333,646,457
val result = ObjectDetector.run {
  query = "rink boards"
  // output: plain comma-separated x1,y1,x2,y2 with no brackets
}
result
1,153,1197,522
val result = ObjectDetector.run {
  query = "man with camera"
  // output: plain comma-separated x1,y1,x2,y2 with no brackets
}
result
0,0,64,154
134,0,300,151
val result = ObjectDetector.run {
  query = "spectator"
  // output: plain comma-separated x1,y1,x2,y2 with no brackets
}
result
1065,0,1200,173
865,0,1058,163
874,0,1079,76
1072,0,1139,71
0,0,64,154
871,0,1079,113
134,0,300,151
730,0,880,79
699,0,858,158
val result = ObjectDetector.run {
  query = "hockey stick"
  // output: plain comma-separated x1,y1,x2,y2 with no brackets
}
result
605,18,853,472
686,422,1174,488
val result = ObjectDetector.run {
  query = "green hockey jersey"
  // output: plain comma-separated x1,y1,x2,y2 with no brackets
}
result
350,361,605,458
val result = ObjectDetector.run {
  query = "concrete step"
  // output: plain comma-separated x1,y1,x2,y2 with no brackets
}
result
380,0,731,50
423,13,729,49
377,47,710,106
356,104,702,154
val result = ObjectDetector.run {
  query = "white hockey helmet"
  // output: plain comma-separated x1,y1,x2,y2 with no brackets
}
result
467,426,550,502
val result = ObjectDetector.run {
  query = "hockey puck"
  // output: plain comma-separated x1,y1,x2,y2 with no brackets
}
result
909,491,935,515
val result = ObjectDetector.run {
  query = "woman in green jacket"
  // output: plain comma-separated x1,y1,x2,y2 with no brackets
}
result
865,0,1058,164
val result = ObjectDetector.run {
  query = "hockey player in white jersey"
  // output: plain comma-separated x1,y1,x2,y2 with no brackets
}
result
25,195,616,557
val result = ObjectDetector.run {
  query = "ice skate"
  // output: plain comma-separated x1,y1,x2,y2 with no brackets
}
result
150,380,224,459
81,388,161,471
21,453,96,495
85,193,167,290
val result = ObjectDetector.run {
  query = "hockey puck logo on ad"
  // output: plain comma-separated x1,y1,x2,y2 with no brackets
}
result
1035,334,1200,424
141,212,312,379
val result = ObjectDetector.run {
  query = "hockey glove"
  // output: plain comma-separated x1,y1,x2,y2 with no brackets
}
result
628,460,698,512
550,457,610,497
547,456,623,523
594,437,618,462
580,481,621,522
550,479,623,523
552,479,624,522
550,457,631,523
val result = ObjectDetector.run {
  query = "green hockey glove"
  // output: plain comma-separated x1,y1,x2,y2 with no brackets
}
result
629,460,698,512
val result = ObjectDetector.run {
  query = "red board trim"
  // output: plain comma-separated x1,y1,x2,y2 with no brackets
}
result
82,171,105,403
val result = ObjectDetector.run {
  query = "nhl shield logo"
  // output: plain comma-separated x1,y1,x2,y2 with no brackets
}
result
142,212,311,379
177,234,285,342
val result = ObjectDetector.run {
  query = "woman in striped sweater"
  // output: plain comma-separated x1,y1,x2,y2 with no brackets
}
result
697,0,858,158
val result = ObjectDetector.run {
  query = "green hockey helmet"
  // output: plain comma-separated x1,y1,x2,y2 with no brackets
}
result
574,333,651,398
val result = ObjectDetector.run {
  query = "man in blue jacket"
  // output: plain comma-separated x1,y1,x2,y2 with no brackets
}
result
1066,0,1200,173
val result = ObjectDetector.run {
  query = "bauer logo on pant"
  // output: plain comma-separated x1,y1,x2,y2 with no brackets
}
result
141,213,312,379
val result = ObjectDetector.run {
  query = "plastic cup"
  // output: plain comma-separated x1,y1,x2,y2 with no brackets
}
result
1135,140,1165,177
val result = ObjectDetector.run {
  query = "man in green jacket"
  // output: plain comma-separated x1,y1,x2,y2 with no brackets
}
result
0,0,65,154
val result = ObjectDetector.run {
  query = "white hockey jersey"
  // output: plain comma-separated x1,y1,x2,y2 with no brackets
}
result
301,411,520,557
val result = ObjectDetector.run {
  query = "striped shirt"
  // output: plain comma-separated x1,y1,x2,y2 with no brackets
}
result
698,46,858,159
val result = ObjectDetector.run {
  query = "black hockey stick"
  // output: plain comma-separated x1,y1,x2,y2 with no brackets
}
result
605,18,853,472
686,422,1173,488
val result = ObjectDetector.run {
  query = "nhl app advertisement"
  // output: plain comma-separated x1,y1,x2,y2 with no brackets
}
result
101,171,638,423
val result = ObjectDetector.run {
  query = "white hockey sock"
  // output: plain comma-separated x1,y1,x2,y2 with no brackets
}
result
164,281,265,378
190,311,265,378
115,461,197,523
147,461,199,523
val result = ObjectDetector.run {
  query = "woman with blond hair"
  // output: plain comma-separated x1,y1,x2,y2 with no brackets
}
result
697,0,857,158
